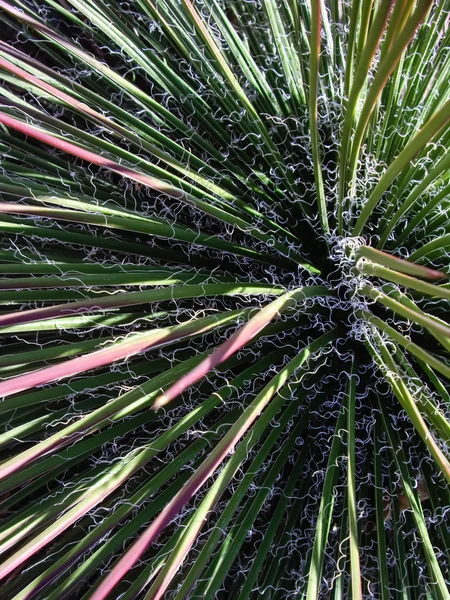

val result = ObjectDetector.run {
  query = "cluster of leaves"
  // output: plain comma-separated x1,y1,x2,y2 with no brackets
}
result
0,1,449,598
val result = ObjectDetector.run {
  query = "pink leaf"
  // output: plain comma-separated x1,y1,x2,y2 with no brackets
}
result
356,246,446,280
0,112,184,199
153,290,299,410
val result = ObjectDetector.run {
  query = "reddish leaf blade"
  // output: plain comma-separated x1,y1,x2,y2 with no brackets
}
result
153,288,321,410
355,246,446,280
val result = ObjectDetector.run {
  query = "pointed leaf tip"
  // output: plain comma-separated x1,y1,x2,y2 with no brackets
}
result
152,395,169,411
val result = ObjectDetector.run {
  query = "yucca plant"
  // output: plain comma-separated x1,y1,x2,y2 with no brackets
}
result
0,0,449,598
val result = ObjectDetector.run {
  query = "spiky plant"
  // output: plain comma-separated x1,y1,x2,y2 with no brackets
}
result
0,0,449,598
